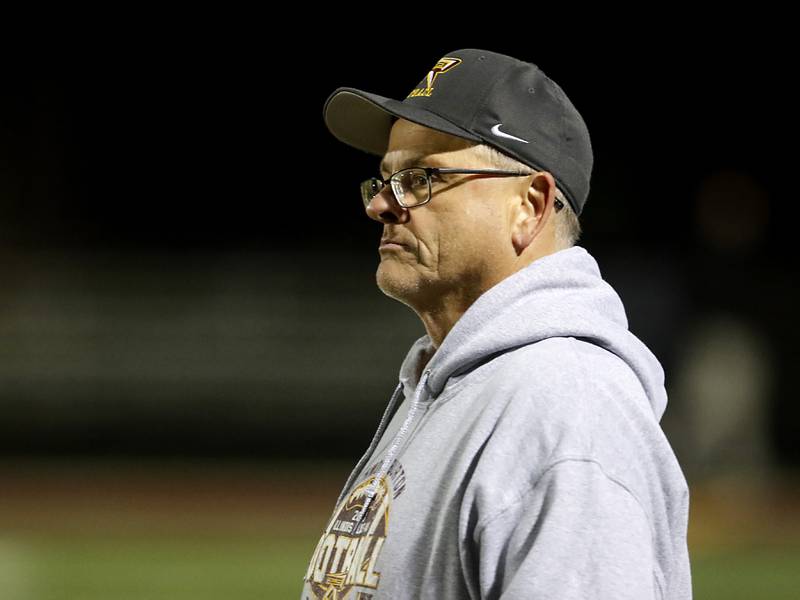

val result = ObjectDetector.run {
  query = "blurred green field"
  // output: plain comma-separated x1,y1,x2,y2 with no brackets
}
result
0,534,794,599
0,534,307,599
0,459,798,599
0,535,797,599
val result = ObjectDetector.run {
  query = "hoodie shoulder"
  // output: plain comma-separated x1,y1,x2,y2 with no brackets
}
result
496,335,663,427
473,336,674,492
484,337,603,459
461,337,691,600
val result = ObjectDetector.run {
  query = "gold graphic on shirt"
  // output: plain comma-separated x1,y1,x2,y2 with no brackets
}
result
302,459,406,599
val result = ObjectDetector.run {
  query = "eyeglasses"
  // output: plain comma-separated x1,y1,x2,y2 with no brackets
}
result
360,166,564,211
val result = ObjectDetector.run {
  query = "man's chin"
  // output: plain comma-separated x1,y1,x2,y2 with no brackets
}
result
376,268,415,300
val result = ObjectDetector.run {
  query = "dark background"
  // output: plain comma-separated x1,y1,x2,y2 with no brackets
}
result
0,26,797,480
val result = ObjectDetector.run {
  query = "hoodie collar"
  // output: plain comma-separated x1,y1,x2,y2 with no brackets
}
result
395,245,668,420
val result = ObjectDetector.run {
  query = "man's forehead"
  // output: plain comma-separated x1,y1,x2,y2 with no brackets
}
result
380,119,476,174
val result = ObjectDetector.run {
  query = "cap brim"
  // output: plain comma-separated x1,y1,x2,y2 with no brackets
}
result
322,87,483,157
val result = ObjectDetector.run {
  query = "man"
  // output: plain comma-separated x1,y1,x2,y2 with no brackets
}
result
302,49,692,599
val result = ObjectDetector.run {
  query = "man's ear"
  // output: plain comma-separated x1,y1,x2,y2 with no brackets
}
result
511,171,553,254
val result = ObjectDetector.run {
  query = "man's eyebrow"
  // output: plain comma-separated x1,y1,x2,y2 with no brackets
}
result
379,153,442,176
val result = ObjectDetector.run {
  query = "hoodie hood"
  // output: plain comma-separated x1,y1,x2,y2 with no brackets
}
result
399,244,668,420
347,244,668,526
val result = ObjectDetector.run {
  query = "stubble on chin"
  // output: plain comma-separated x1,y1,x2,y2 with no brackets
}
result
375,259,424,303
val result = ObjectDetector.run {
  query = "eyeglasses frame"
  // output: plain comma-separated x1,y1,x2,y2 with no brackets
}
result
362,166,564,211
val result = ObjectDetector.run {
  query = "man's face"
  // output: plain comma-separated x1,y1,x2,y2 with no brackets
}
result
366,118,534,313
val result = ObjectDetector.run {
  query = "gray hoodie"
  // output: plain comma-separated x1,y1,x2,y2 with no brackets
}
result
301,245,692,599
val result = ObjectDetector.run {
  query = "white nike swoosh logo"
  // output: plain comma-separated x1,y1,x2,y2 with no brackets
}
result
490,123,529,143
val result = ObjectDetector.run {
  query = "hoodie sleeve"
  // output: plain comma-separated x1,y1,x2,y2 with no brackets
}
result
472,458,661,600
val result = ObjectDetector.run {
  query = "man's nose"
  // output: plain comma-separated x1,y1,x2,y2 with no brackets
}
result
365,186,409,223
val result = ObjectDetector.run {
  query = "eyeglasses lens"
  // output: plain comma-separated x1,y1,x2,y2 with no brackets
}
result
361,168,429,208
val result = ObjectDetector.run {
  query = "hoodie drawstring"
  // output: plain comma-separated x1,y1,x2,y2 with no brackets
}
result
333,381,404,511
353,369,432,527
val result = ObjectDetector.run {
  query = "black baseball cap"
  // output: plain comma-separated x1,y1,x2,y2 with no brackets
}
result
322,48,593,217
